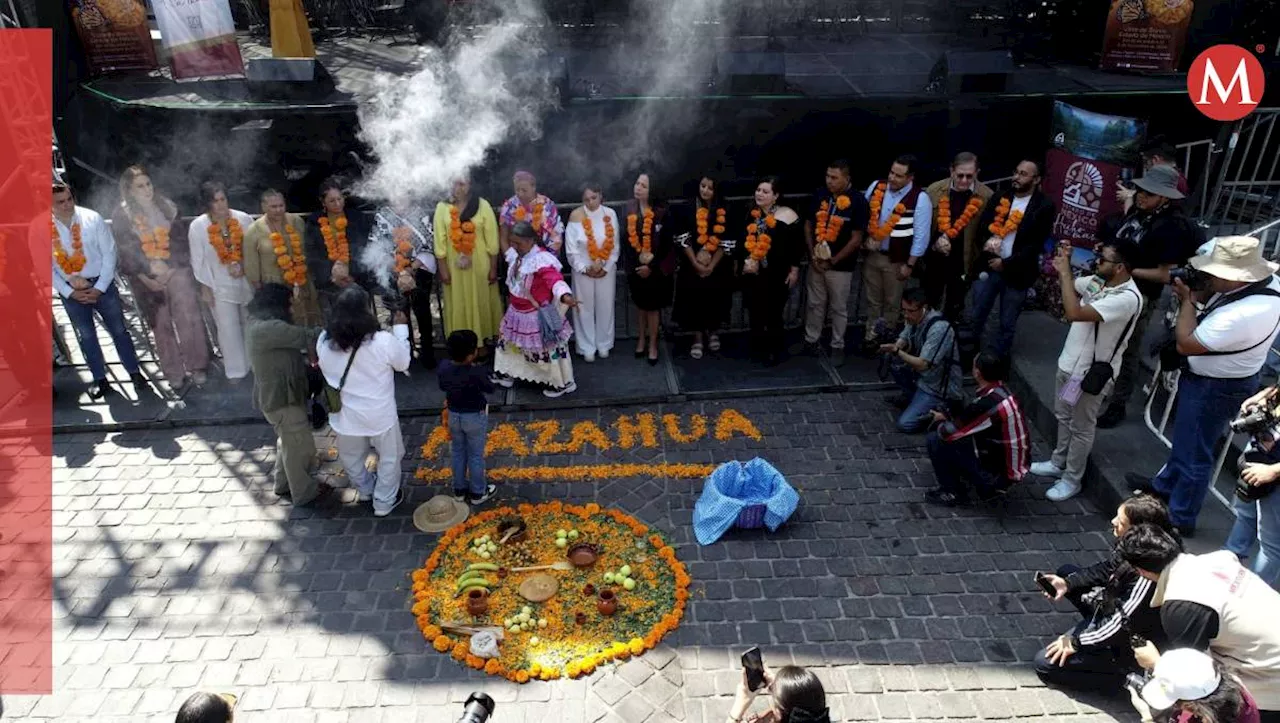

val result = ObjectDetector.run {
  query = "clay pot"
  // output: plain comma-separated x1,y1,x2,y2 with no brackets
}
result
597,589,618,617
582,583,596,596
567,543,599,568
575,612,587,626
497,518,528,544
466,588,489,616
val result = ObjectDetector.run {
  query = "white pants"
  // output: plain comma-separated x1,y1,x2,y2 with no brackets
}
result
336,423,404,514
213,298,251,379
572,271,616,357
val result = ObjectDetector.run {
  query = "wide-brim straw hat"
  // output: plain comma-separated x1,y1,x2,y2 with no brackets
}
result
413,495,469,533
1132,165,1185,200
1188,235,1279,283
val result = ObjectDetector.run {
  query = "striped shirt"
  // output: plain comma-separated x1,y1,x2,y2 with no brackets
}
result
939,382,1030,482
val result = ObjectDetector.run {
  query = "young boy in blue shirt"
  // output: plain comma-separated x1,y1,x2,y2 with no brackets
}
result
437,330,496,505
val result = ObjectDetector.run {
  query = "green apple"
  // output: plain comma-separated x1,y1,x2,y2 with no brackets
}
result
567,529,579,540
623,578,637,591
538,618,548,628
619,565,632,577
555,538,568,548
604,572,615,584
556,529,567,538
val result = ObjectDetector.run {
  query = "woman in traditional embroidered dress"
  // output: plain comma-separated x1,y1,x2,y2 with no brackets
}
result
672,175,734,360
498,170,564,255
491,222,579,398
564,182,620,362
111,165,211,387
188,181,255,382
736,176,803,367
621,173,674,365
373,200,437,368
306,177,372,317
243,188,323,327
434,177,503,352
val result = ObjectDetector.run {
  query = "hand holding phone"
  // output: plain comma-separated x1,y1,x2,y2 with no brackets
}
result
1034,572,1057,597
741,647,766,692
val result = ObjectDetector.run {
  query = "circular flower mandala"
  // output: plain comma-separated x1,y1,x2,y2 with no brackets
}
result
411,501,691,683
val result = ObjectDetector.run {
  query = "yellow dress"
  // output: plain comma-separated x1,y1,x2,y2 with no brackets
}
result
269,0,316,58
434,198,503,343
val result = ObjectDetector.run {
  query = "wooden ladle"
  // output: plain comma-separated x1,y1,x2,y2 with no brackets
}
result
511,561,574,573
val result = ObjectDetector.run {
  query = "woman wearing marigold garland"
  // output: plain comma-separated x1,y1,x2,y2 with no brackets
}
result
498,171,564,255
189,181,255,382
737,176,802,367
373,199,437,369
306,177,372,317
491,221,579,398
111,165,211,388
243,188,322,327
434,177,503,352
564,182,620,362
622,173,674,366
672,175,734,360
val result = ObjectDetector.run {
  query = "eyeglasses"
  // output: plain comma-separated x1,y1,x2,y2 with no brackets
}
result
954,173,975,179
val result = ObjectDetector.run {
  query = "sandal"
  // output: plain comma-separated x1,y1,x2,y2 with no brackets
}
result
690,342,704,360
708,334,721,352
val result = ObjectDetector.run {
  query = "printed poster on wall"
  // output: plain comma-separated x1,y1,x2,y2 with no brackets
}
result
67,0,158,74
1041,101,1147,250
1100,0,1195,71
153,0,245,80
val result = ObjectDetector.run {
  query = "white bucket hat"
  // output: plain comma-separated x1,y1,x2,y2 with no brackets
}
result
1188,235,1279,283
1141,648,1221,711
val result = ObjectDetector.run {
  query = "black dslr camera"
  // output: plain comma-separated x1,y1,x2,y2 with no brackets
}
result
1237,448,1280,503
873,320,900,382
1231,403,1280,436
1168,265,1211,292
457,692,495,723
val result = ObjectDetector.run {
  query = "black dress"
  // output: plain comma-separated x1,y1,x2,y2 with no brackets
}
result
735,208,803,360
671,200,735,332
305,209,373,315
621,201,674,311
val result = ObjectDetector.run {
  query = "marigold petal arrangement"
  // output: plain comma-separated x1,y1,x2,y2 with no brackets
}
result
412,502,690,683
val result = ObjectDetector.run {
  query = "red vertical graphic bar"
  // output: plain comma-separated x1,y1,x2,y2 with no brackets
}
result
0,29,54,695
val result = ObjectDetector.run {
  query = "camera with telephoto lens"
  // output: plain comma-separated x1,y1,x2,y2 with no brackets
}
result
1231,403,1280,436
457,692,495,723
1237,448,1280,503
874,320,900,382
1167,265,1210,292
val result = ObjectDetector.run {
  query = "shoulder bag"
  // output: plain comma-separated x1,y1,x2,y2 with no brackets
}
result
323,346,359,413
1081,289,1141,395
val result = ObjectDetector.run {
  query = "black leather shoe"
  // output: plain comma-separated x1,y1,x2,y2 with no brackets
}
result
130,372,149,395
925,488,969,507
1126,472,1169,501
87,379,114,400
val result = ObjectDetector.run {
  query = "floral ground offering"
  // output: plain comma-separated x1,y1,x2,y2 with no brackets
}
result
411,501,691,683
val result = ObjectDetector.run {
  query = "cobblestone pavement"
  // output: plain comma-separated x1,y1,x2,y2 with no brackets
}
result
14,392,1138,722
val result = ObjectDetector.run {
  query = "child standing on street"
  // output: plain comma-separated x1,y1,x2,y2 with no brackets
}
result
438,330,496,505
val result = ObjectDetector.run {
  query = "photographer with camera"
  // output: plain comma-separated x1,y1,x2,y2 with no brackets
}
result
1096,165,1202,429
1225,384,1280,588
1128,236,1280,537
880,289,964,433
726,664,830,723
1127,648,1261,723
1033,493,1175,691
1117,524,1280,720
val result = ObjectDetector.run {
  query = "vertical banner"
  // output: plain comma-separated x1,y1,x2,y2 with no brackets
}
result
154,0,245,80
1100,0,1195,71
0,29,54,694
1042,101,1147,250
67,0,158,74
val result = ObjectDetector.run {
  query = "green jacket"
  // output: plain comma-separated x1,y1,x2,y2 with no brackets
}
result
246,317,318,414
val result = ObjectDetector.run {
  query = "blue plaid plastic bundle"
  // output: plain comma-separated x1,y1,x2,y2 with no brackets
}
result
693,458,798,545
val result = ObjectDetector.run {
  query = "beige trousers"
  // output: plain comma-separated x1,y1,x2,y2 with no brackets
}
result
1051,368,1112,485
862,250,905,340
803,268,854,349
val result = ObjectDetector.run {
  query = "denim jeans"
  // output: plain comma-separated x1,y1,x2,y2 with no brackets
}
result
450,411,489,496
890,360,943,433
926,430,1001,499
1225,449,1280,587
62,283,141,380
1151,372,1260,528
969,270,1027,358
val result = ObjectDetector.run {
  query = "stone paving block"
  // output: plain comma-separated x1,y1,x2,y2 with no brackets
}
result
617,658,656,687
591,672,633,706
874,692,914,720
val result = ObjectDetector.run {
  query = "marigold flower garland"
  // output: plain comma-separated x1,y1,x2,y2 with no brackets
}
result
937,195,985,240
867,183,906,243
514,202,546,237
744,208,775,263
271,223,308,287
582,214,615,264
814,195,850,244
412,502,690,683
206,218,244,265
394,226,414,273
134,215,170,260
52,218,85,275
318,214,350,263
626,209,655,256
696,206,727,253
987,197,1025,238
449,206,477,257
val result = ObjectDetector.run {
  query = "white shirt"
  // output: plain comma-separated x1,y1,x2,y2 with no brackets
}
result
188,210,256,305
1057,277,1142,376
1189,276,1280,378
998,195,1033,259
564,205,621,275
42,206,116,298
317,325,412,436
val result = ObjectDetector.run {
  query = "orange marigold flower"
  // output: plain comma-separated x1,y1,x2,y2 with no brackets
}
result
433,635,452,652
452,643,468,661
412,601,428,616
423,624,442,640
650,534,664,548
515,670,530,683
484,659,502,675
584,502,601,514
466,655,485,670
411,570,427,583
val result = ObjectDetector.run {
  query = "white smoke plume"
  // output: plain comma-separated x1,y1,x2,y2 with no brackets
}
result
355,0,556,288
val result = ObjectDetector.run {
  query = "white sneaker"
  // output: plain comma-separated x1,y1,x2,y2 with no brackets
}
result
598,349,610,359
373,487,404,517
489,373,514,388
1030,461,1064,479
1046,479,1082,502
542,380,577,398
582,352,595,363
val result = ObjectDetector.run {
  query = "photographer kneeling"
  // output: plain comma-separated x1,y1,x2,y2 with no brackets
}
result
1034,493,1176,691
726,665,829,723
1128,648,1261,723
1225,384,1280,588
1128,236,1280,537
881,289,964,432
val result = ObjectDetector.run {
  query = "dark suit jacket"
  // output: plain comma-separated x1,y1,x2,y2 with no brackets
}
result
972,189,1056,290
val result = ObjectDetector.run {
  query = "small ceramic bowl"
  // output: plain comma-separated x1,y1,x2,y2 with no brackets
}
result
567,543,599,568
496,518,528,544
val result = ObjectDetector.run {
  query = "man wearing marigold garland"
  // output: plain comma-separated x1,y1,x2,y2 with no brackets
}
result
796,159,870,367
44,180,144,400
923,152,992,323
243,189,323,328
968,159,1057,358
861,154,932,355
